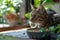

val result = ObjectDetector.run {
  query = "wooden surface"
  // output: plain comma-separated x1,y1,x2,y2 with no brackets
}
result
0,25,30,32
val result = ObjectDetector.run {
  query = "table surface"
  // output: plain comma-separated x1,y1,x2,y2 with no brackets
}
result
0,28,36,40
0,24,36,39
0,24,30,32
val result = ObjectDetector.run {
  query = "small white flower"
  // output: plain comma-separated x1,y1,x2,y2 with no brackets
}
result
1,5,7,8
13,3,18,7
6,8,10,11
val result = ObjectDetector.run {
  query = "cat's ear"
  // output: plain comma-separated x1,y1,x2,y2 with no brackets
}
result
40,0,45,5
30,4,35,10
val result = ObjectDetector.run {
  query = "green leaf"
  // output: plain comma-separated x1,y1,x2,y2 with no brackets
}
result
25,13,30,19
45,0,54,4
34,0,40,7
57,35,60,40
50,27,56,33
44,6,52,9
58,24,60,29
0,14,2,16
10,7,15,12
0,0,3,5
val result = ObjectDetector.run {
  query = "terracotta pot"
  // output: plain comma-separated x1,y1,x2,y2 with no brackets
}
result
5,14,18,26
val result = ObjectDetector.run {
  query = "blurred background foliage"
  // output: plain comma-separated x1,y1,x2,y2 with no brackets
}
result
0,0,23,16
34,0,55,7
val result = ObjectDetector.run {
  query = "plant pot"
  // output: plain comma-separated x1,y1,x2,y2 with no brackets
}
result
50,33,58,40
7,19,18,26
5,14,18,26
27,28,51,39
